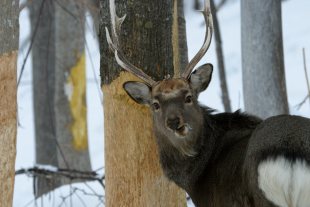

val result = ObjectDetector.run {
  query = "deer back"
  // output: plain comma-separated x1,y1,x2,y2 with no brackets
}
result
243,115,310,206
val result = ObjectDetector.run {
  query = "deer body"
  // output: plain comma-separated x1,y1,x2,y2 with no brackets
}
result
157,107,262,206
106,0,310,206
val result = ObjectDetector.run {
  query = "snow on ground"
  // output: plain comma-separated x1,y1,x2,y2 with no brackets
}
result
14,0,310,206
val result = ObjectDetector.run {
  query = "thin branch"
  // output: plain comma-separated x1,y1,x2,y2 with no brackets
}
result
20,0,34,12
17,0,46,87
15,167,105,181
72,189,87,207
216,0,227,12
54,0,79,20
303,48,310,110
295,95,308,110
75,0,99,12
210,0,231,112
59,187,104,207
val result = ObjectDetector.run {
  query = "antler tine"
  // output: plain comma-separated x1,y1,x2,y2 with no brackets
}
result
105,0,157,86
181,0,213,80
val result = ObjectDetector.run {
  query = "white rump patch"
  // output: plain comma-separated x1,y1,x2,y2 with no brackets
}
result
258,156,310,207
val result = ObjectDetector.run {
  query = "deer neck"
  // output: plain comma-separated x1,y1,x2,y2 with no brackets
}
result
153,108,262,192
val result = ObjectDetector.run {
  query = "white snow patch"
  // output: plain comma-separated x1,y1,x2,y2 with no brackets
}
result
35,164,58,172
64,81,73,101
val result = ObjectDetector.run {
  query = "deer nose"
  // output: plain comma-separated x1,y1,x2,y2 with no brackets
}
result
167,117,180,130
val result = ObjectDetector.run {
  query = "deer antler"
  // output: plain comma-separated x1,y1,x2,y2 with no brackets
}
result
105,0,157,86
181,0,213,80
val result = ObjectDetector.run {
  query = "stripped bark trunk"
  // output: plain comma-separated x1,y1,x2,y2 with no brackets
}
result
55,0,92,183
0,0,19,206
210,0,231,112
100,0,187,206
29,0,61,197
241,0,289,119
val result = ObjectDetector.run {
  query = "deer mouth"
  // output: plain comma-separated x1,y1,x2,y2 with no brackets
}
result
174,125,190,138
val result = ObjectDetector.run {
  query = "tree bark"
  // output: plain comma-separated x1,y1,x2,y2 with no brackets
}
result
55,0,92,182
29,0,60,197
210,0,231,112
241,0,289,119
176,0,188,74
100,0,187,206
0,0,19,206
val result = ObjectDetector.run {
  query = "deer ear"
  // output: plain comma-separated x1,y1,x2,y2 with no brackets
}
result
189,63,213,96
123,81,152,106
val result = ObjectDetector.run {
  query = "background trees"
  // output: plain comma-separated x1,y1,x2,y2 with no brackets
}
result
29,0,59,197
241,0,289,119
54,0,92,177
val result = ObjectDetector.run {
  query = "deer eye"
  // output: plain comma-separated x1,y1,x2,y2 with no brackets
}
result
185,96,192,103
153,103,160,110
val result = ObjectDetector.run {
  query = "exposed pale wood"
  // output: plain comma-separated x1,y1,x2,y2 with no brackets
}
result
241,0,289,119
0,51,18,207
102,72,186,206
0,1,19,206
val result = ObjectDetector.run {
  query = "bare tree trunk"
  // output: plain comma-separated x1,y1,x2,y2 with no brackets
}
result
0,0,19,206
55,0,92,182
241,0,289,119
210,0,231,112
29,0,61,197
100,0,187,206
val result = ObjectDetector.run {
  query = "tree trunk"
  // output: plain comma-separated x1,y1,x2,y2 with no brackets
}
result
29,0,60,197
0,0,19,206
175,0,189,74
241,0,289,119
100,0,187,206
55,0,92,182
210,0,231,112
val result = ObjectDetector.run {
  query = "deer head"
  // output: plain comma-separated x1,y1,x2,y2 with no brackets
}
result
106,0,213,156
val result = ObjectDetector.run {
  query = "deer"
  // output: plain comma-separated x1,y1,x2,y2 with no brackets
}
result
105,0,310,206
